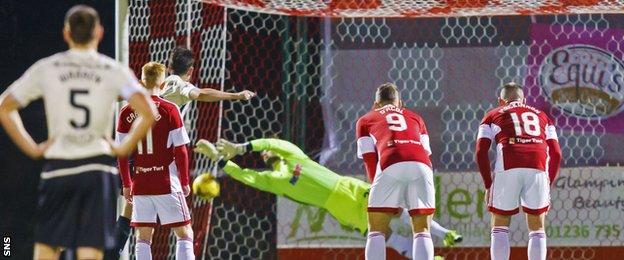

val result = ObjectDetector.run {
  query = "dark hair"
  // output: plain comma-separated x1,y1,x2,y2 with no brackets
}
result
169,47,195,75
64,5,100,45
376,82,400,104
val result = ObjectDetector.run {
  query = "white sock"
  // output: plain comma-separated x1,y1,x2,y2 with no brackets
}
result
135,240,152,260
413,232,434,260
365,231,386,260
430,220,450,239
528,230,547,260
491,226,510,260
386,232,413,258
176,238,195,260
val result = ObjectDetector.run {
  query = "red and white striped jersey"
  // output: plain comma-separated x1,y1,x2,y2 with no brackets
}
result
116,95,190,195
477,101,558,172
356,104,432,171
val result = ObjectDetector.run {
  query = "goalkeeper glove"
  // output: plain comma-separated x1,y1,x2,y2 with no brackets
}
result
216,139,249,160
194,139,221,161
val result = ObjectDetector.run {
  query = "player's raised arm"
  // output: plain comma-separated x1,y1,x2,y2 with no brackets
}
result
475,114,494,189
545,118,562,184
356,117,378,182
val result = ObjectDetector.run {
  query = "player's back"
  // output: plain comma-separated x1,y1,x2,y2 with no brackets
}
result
10,49,143,159
356,104,431,170
479,101,556,172
118,96,189,195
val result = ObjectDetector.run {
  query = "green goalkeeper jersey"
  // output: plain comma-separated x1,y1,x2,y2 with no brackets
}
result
222,138,369,233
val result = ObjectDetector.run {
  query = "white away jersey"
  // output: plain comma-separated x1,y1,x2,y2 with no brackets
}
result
161,74,199,107
7,49,145,159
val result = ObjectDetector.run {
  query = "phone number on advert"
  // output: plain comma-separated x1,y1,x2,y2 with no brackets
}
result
546,224,621,239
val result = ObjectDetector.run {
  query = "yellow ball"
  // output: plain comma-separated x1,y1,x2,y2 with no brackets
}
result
192,173,220,200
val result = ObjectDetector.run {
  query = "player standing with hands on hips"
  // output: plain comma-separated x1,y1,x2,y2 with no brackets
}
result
356,83,436,260
0,5,157,260
475,83,561,260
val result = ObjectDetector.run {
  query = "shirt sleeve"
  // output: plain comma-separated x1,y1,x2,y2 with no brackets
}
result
168,105,190,147
417,116,432,155
7,62,43,107
118,67,145,100
162,78,198,106
115,106,131,144
545,116,558,141
477,113,494,140
179,82,198,100
356,117,376,158
250,138,307,159
222,160,285,196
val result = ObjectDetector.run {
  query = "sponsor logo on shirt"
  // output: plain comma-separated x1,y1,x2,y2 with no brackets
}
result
539,44,624,119
509,137,544,144
136,166,165,173
386,139,422,147
289,164,302,185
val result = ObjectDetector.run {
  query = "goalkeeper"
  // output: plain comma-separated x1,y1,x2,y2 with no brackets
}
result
194,138,462,257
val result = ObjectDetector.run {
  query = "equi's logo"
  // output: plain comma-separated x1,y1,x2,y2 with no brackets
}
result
539,45,624,119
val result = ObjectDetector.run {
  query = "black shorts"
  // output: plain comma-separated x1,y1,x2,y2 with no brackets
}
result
35,155,119,250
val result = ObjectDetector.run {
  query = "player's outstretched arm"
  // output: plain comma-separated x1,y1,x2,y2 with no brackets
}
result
111,93,157,157
0,93,49,159
190,88,255,103
216,138,307,160
249,138,307,158
220,160,285,195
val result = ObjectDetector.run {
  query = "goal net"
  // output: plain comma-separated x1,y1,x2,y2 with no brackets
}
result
127,0,624,259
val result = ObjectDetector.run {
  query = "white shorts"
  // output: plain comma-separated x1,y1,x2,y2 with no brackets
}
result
368,161,435,216
131,192,191,227
488,168,550,215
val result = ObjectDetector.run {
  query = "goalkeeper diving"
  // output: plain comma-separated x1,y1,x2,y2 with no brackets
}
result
194,138,462,257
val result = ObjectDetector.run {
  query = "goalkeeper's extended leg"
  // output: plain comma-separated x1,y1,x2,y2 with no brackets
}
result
397,210,462,247
431,220,463,247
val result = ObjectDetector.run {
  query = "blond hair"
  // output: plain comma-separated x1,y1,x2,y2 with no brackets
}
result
141,62,166,89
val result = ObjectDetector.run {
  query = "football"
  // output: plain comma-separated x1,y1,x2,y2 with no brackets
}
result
192,173,220,200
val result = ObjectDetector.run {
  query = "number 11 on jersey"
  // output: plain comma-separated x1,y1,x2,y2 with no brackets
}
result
137,129,153,155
